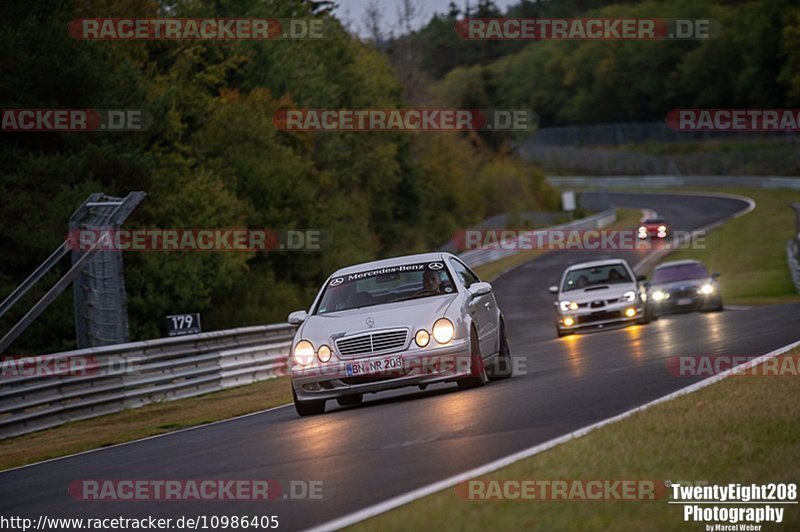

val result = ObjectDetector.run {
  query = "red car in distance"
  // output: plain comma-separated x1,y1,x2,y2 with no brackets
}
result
637,217,669,239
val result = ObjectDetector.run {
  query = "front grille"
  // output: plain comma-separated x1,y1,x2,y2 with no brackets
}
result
670,288,699,299
335,329,408,357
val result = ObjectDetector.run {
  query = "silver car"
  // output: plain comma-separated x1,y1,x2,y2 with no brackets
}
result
287,252,512,416
548,258,649,337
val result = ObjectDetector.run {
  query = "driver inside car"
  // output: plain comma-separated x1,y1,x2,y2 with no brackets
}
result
416,270,442,294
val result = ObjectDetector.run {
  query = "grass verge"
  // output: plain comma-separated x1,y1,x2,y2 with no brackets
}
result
663,188,800,305
351,348,800,531
0,376,292,471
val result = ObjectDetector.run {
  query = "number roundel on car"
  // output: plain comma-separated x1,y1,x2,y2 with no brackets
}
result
428,262,444,270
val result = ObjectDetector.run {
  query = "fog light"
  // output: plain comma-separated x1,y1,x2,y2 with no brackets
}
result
317,344,331,363
415,329,430,347
625,307,636,318
563,317,575,327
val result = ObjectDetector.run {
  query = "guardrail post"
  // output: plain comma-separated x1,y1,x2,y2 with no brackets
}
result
789,203,800,294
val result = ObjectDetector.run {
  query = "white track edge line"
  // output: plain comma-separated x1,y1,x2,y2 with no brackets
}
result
307,337,800,532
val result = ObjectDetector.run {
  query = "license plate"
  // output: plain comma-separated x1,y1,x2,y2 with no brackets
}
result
677,298,693,305
346,355,403,377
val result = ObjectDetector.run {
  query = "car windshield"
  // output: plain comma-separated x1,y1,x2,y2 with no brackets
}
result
562,264,632,292
315,261,456,314
652,263,710,284
643,218,665,224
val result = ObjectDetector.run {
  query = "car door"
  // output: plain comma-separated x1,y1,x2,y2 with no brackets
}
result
449,258,498,356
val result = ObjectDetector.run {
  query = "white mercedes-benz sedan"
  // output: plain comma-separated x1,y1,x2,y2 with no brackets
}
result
287,252,512,416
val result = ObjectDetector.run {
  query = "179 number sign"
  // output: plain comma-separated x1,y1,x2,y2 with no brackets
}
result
166,313,201,337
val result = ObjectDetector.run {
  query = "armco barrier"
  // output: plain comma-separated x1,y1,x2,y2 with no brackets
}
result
0,324,295,439
789,240,800,294
546,175,800,190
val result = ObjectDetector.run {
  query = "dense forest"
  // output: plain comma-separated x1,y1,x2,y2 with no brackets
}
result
395,0,800,125
2,0,798,353
0,0,556,353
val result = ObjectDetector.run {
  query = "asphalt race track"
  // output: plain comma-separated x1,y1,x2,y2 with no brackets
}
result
2,192,799,531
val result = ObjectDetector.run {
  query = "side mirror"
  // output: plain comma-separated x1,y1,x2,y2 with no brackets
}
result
288,310,308,325
468,282,493,297
711,272,721,279
636,274,647,282
548,285,559,294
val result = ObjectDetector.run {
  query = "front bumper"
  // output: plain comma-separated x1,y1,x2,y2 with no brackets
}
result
638,229,668,239
652,293,719,314
556,302,643,330
291,337,471,402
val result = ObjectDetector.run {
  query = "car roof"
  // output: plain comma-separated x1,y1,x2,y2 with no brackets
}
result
331,252,454,277
655,259,704,269
565,259,629,271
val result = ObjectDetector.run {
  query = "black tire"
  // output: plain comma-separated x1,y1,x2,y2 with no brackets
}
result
701,298,724,312
488,320,513,381
556,325,571,337
336,393,363,407
293,387,325,416
457,328,488,390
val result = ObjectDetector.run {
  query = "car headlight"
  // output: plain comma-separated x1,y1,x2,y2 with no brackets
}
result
294,340,315,366
317,344,332,363
432,318,454,344
652,290,667,301
415,329,430,347
622,290,636,302
658,225,667,232
699,283,714,295
559,301,579,312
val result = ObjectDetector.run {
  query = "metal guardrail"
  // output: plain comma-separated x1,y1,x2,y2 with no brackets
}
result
789,203,800,294
0,324,295,439
458,208,617,268
788,240,800,294
546,175,800,190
